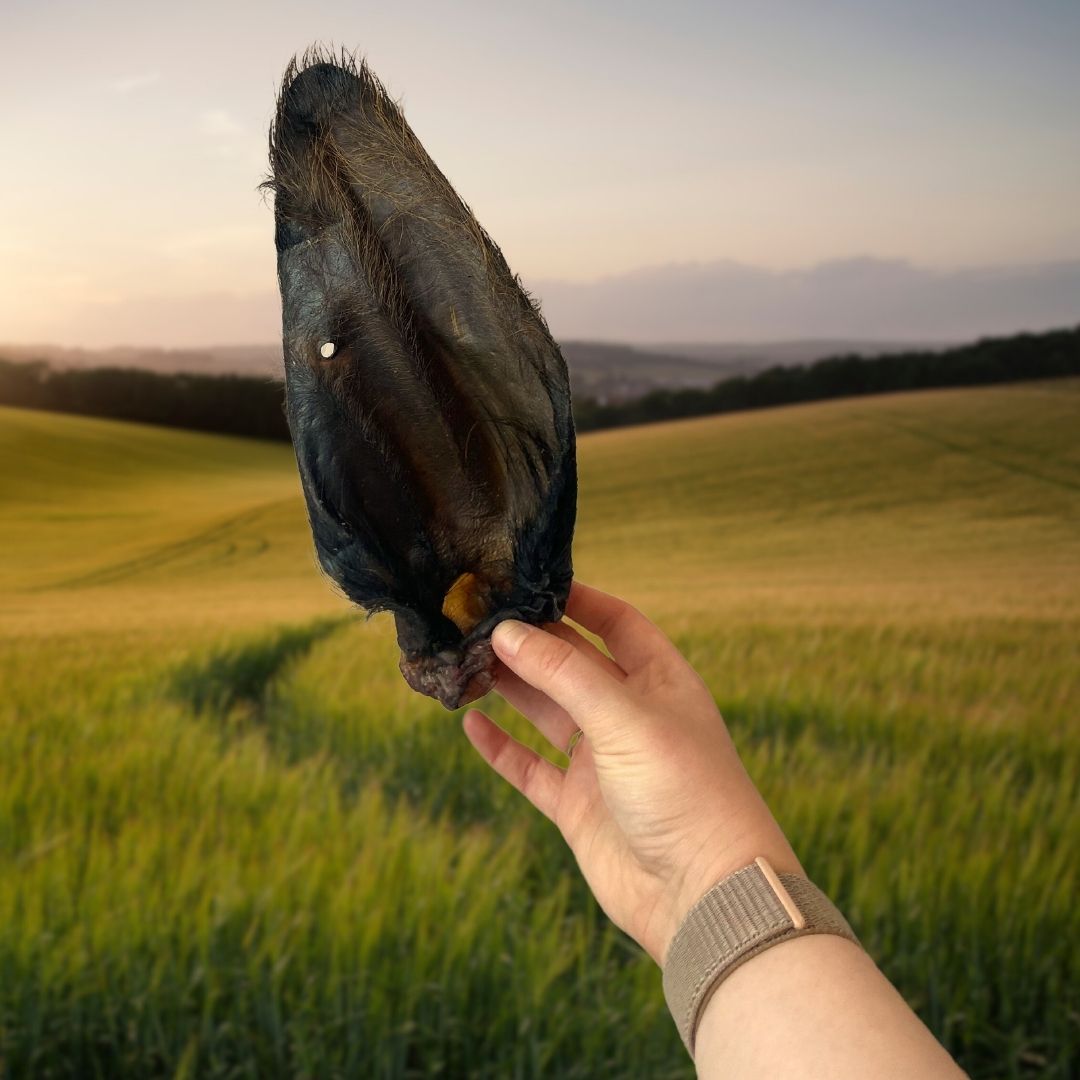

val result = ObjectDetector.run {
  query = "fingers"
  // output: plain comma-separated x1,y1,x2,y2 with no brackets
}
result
565,580,682,674
462,709,563,820
491,619,630,738
494,621,625,753
494,662,579,752
547,619,627,680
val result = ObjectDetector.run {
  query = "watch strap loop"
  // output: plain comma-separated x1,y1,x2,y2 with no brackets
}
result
662,858,860,1057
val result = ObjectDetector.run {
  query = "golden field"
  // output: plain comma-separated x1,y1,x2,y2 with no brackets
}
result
1,381,1077,1077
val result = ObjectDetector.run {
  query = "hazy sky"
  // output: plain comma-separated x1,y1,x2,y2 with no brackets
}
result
2,0,1078,347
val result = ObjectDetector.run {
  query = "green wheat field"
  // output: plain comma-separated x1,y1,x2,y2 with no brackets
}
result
1,381,1078,1078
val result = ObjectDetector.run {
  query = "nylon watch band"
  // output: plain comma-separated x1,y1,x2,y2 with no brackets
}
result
662,857,861,1057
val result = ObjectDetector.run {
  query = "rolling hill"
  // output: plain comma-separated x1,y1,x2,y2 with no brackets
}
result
1,381,1077,1077
0,336,952,405
0,340,743,404
5,379,1078,634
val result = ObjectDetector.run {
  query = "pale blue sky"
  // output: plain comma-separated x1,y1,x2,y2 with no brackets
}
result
2,0,1078,345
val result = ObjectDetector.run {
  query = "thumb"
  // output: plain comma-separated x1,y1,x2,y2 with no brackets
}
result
492,619,630,742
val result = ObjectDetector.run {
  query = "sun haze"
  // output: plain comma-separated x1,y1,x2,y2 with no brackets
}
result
1,0,1078,347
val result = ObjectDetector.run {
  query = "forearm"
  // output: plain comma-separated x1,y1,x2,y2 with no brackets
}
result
693,933,966,1080
472,588,965,1078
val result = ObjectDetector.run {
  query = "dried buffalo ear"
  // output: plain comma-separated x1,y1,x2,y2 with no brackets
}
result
266,48,577,709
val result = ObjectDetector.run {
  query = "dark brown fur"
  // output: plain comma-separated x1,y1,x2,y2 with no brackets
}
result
265,47,577,708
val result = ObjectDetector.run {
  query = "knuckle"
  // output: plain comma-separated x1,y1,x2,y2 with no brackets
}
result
595,609,620,640
488,736,513,772
603,598,642,640
518,753,541,791
531,638,574,683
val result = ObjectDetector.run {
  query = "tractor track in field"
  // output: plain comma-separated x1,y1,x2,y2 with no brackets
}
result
871,412,1080,497
39,497,294,590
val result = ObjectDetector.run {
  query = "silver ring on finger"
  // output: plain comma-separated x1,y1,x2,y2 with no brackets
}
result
565,728,584,759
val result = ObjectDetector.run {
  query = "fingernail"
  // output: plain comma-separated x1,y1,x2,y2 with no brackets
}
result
492,619,532,657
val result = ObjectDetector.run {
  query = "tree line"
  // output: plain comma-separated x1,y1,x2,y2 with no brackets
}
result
1,325,1077,442
573,325,1080,431
0,362,291,441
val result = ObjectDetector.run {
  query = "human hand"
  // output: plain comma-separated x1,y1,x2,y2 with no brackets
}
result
463,580,801,965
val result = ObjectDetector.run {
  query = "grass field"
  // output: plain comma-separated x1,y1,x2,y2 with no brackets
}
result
1,381,1077,1078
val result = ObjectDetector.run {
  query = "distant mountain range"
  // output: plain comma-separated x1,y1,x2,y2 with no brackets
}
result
9,256,1076,366
0,337,955,405
531,257,1080,343
5,255,1074,402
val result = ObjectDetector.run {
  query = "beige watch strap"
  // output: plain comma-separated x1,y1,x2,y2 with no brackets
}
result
662,857,860,1056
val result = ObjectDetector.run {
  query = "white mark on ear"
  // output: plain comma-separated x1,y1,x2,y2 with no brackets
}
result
319,341,337,359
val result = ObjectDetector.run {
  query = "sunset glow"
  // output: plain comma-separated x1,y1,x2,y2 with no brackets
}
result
3,0,1078,346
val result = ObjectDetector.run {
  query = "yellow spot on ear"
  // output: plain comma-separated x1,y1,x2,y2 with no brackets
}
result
449,305,461,339
442,572,488,633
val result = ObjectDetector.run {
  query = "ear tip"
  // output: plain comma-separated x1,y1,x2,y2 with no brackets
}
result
277,65,354,128
275,47,388,130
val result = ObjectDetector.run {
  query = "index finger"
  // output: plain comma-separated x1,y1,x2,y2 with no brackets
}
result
491,619,631,742
565,581,682,674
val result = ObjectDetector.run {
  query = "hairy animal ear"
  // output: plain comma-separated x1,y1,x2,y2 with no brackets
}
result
270,47,577,709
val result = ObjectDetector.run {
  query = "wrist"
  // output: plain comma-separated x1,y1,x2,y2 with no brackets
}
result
657,827,801,966
662,859,861,1057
